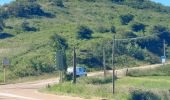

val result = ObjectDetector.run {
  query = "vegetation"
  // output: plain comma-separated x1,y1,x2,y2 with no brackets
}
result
43,76,170,99
127,65,170,77
76,25,93,39
0,0,170,81
50,0,65,7
120,14,134,25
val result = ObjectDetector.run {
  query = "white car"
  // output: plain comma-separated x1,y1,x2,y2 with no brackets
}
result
67,67,87,77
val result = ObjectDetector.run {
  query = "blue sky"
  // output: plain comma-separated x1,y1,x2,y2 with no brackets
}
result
0,0,170,6
0,0,14,5
150,0,170,6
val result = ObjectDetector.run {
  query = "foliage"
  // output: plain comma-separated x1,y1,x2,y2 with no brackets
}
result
131,90,160,100
113,0,170,13
50,0,64,7
131,23,145,32
112,0,124,3
50,34,68,52
21,21,38,32
0,18,4,32
97,26,110,33
122,31,137,38
0,1,55,18
50,34,68,71
0,0,170,79
152,25,170,43
120,14,134,25
76,25,93,39
111,25,116,33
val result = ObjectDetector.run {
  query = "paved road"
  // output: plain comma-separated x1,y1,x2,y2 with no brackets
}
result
0,78,85,100
0,63,166,100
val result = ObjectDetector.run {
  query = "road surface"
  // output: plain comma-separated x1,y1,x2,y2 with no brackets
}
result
0,63,166,100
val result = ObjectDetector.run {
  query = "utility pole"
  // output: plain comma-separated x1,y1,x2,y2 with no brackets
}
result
56,51,63,83
103,47,106,78
3,66,6,84
73,47,76,84
112,35,115,94
163,39,166,57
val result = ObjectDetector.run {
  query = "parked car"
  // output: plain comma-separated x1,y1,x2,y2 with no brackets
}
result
67,67,87,77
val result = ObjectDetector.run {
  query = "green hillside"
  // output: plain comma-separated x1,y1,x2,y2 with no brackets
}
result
0,0,170,80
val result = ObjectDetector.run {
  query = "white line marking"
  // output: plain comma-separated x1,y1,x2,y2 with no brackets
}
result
0,92,41,100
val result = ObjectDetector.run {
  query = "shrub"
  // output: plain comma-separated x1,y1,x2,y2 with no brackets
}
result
131,90,160,100
122,31,137,38
76,25,93,39
97,26,110,33
120,14,134,25
49,34,68,71
21,21,38,32
50,34,68,52
132,23,145,32
111,25,116,33
152,25,170,43
50,0,64,7
112,0,124,3
0,1,55,18
79,0,96,2
0,19,5,32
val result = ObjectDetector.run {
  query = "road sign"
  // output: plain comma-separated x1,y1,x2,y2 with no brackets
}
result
2,57,9,84
2,57,10,66
161,56,166,64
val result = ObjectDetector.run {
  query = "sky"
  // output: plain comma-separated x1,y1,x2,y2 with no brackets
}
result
0,0,170,6
150,0,170,6
0,0,14,5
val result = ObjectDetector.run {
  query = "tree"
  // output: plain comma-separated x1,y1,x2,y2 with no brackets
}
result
131,23,145,32
50,34,68,72
76,25,93,39
120,14,134,25
152,25,170,43
50,34,68,52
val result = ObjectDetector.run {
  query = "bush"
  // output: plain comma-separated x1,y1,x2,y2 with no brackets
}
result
131,90,160,100
120,14,134,25
0,1,55,18
0,18,5,32
50,0,64,7
21,21,38,32
50,34,68,52
112,0,124,3
132,23,145,32
152,25,170,43
76,25,93,39
80,0,96,2
122,31,137,38
111,25,116,33
97,26,110,33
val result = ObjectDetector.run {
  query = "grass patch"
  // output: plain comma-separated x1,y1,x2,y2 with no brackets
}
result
43,76,130,99
127,65,170,77
0,72,59,84
43,76,170,99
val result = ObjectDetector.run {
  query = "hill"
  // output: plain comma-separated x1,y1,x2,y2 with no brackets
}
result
0,0,170,80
